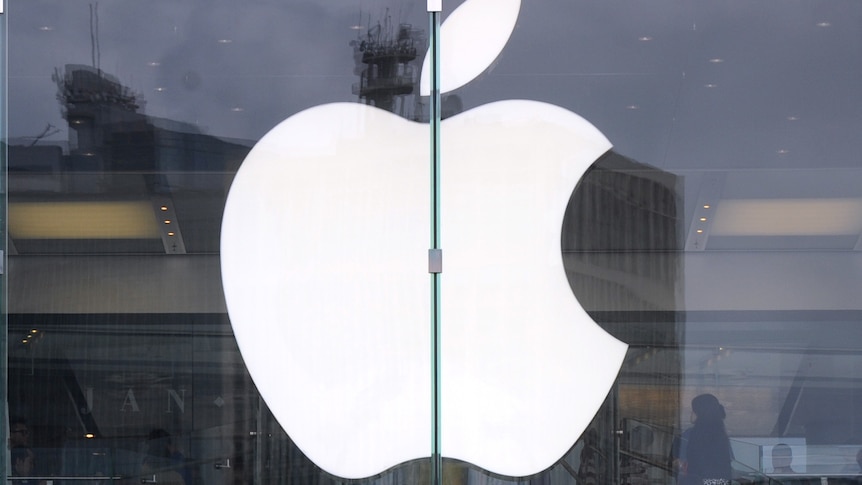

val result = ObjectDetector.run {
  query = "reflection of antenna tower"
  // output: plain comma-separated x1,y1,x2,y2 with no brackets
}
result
351,11,425,119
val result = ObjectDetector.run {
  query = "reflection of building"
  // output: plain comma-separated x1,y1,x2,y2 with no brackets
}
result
349,15,465,122
561,150,684,483
9,65,252,255
351,16,425,119
55,64,149,176
563,151,683,324
7,65,258,482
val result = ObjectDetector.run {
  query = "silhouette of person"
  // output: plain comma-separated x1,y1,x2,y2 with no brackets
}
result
771,443,796,474
773,444,824,485
676,394,733,485
10,446,46,485
9,416,31,448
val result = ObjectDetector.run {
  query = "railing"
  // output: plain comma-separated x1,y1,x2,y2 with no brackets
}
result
6,449,235,484
620,418,786,484
7,477,123,482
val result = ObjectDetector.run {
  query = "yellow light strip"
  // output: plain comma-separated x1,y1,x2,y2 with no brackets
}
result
9,201,161,239
711,198,862,236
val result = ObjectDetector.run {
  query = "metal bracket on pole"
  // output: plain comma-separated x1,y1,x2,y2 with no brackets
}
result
428,249,442,274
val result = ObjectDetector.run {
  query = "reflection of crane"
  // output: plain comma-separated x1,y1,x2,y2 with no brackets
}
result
89,2,101,71
28,123,61,146
350,9,425,119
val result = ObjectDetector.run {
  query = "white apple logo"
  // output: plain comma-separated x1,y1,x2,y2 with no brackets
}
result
220,0,627,479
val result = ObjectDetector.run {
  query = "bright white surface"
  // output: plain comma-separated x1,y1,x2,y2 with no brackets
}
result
221,104,431,479
220,100,627,479
420,0,521,96
440,101,626,476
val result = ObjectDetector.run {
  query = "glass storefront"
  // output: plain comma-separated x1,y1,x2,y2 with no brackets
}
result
3,1,862,484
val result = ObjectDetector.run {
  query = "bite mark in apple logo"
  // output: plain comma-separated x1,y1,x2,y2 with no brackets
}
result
220,0,627,479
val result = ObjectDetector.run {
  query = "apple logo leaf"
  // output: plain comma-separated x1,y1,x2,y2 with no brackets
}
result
419,0,521,96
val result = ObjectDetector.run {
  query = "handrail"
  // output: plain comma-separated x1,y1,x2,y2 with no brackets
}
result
7,477,124,481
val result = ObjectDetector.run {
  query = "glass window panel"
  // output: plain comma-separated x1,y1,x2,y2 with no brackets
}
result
4,0,862,484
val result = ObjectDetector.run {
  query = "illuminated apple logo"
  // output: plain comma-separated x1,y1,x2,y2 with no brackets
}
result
221,0,627,479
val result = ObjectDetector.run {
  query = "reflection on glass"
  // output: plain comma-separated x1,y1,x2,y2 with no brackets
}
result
562,152,684,485
352,18,424,119
4,0,862,484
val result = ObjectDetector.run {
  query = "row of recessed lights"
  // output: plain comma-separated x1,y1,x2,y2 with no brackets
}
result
21,328,39,344
695,204,711,235
37,24,236,40
638,17,832,89
623,56,724,108
776,116,802,155
117,26,828,116
636,19,832,42
148,40,229,93
37,18,835,36
147,84,245,110
160,205,176,237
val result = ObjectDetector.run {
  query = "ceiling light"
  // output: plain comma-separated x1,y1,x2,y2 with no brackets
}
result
167,232,175,237
8,201,161,239
699,217,707,222
626,105,639,110
708,58,724,63
703,204,711,209
777,149,790,154
711,198,862,236
816,21,831,27
638,36,653,41
164,220,172,224
787,116,799,121
160,206,168,211
704,83,717,88
217,39,233,44
147,61,161,67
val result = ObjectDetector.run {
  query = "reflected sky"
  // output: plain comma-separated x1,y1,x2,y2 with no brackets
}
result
8,0,862,173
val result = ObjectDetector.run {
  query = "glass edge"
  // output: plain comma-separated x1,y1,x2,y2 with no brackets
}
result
1,5,8,484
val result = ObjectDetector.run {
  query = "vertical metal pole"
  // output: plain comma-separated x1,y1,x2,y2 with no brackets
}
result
0,6,7,485
427,2,442,485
